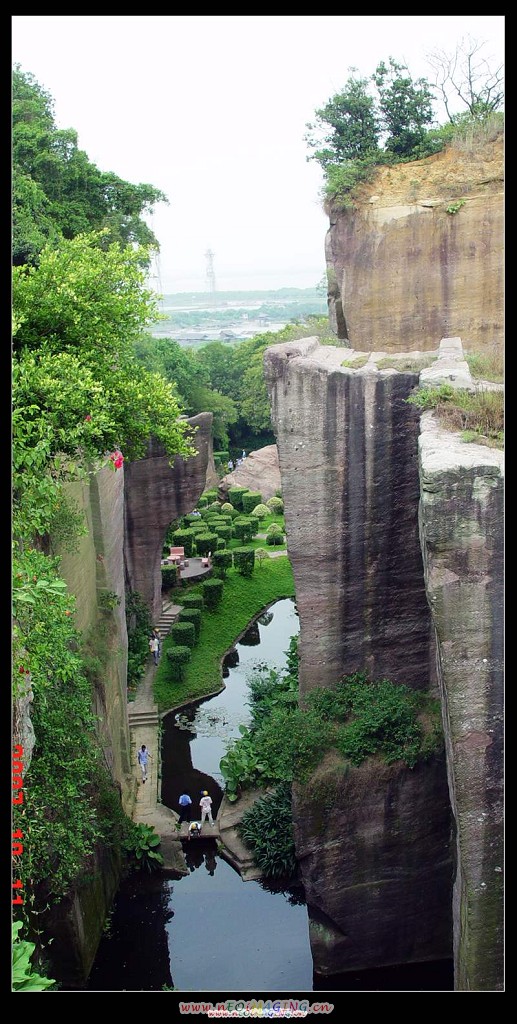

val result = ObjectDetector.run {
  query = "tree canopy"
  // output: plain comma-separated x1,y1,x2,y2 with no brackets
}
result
13,231,196,543
12,66,168,266
305,47,503,204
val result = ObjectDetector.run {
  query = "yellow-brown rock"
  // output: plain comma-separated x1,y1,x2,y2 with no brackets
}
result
326,131,503,355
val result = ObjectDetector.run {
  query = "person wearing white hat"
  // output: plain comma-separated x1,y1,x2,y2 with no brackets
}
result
199,790,214,827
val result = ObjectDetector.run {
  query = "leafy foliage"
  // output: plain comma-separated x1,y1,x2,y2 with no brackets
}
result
12,231,197,544
122,823,164,873
304,51,503,206
13,66,167,267
12,921,56,991
220,658,443,799
126,590,154,695
237,783,297,880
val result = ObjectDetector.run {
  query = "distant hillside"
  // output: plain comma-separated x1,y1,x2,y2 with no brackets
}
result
159,287,325,308
151,287,329,344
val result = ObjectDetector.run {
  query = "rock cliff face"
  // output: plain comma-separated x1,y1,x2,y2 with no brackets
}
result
123,413,213,622
57,462,133,812
264,337,503,990
219,443,281,502
418,412,504,991
43,420,212,985
325,133,503,354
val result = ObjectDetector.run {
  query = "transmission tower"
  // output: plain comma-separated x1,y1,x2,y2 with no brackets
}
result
205,248,217,299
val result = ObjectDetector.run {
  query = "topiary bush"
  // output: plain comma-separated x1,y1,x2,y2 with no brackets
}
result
172,529,195,557
202,577,224,610
170,620,196,648
228,486,249,511
178,607,202,640
180,593,204,610
267,496,284,514
242,491,262,514
266,523,284,545
161,565,178,590
213,525,232,544
211,550,233,578
220,502,236,516
249,503,269,521
165,645,192,681
194,532,218,556
233,517,256,544
233,548,255,578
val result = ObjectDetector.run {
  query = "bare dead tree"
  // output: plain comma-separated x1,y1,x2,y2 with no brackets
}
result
426,35,504,122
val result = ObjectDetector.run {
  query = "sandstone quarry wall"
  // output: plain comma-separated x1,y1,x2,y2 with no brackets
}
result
123,413,212,621
264,336,503,990
325,134,503,354
418,413,504,991
57,463,133,814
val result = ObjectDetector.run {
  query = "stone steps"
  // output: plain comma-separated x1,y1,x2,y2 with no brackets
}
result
154,602,181,637
127,709,160,726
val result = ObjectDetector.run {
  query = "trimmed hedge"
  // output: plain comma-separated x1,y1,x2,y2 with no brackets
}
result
172,528,196,557
211,550,233,578
161,565,178,590
202,577,224,610
227,486,249,511
266,524,285,546
170,621,196,648
166,645,192,681
213,525,233,543
178,608,202,640
195,532,218,556
249,503,269,521
233,548,255,577
266,496,284,513
242,491,262,514
180,593,204,610
233,517,256,544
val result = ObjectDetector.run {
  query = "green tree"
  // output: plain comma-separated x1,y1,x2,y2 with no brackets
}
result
372,58,435,157
12,66,167,266
304,73,379,168
12,232,196,543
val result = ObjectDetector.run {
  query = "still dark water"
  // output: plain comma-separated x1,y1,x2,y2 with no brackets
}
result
84,598,453,993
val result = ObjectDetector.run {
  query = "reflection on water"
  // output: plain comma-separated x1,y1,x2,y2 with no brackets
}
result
85,845,313,992
84,597,453,992
161,598,300,811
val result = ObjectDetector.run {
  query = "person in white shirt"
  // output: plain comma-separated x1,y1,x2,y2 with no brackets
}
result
199,790,214,827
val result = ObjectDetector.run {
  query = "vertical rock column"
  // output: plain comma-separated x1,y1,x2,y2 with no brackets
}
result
418,413,504,991
123,414,213,622
264,338,436,695
264,338,452,976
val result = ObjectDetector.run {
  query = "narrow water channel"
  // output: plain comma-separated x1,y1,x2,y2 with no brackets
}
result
86,598,314,992
84,597,453,992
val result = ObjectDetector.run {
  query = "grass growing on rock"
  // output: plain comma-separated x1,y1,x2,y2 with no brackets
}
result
153,555,295,712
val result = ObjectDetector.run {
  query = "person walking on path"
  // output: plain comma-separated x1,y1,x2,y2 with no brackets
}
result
177,792,192,825
152,628,161,658
137,744,151,783
149,633,159,665
199,790,214,827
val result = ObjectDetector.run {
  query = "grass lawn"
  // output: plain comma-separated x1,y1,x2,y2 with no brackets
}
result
153,554,295,713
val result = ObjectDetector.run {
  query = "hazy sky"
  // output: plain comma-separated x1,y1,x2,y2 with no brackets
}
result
12,16,505,294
